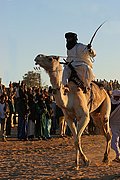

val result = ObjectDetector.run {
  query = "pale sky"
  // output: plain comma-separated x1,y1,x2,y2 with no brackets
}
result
0,0,120,87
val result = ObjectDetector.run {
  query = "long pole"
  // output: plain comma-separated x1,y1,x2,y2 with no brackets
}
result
33,66,41,88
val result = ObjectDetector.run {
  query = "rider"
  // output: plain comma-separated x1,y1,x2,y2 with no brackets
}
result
62,32,96,92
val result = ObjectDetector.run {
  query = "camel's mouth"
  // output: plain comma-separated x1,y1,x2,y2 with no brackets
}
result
35,61,38,66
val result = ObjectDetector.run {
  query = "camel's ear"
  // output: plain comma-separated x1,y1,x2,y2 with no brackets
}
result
55,56,60,61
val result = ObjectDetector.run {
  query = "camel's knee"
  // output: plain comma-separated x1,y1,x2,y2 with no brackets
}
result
83,111,89,119
78,112,90,126
74,138,79,147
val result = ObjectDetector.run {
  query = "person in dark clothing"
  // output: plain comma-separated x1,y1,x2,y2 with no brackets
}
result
44,94,52,139
17,83,28,140
27,94,36,140
5,95,14,136
35,91,45,140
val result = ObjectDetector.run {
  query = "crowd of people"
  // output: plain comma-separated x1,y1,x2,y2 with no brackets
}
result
0,81,69,142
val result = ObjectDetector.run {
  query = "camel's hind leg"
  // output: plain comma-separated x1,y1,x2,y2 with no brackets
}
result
92,95,112,163
101,96,112,163
102,121,112,162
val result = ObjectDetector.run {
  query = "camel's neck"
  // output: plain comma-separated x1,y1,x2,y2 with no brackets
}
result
48,66,62,90
47,66,68,108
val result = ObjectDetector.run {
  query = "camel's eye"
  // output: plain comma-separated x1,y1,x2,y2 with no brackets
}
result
39,54,45,58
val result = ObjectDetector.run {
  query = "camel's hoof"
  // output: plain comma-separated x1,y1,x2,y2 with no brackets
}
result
102,157,109,163
81,159,90,167
73,166,79,171
84,160,90,167
102,153,109,163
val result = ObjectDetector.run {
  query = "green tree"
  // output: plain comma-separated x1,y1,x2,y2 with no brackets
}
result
23,71,41,88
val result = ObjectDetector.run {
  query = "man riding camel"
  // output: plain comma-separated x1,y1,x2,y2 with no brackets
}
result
62,32,96,93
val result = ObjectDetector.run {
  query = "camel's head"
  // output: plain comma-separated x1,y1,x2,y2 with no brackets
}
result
34,54,60,72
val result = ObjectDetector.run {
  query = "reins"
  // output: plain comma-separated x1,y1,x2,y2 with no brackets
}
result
87,83,93,112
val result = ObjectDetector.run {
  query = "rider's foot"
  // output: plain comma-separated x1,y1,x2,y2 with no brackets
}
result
64,88,69,95
64,85,69,95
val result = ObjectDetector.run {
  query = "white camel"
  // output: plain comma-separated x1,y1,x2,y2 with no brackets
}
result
34,54,112,170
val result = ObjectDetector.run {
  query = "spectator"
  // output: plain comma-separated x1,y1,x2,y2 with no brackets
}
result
5,95,13,136
34,89,43,140
17,82,28,140
49,95,57,135
44,92,52,139
0,84,3,96
27,94,36,140
110,89,120,162
56,105,67,137
0,95,9,141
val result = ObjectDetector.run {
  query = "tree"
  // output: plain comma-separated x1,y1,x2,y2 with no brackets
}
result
23,71,41,88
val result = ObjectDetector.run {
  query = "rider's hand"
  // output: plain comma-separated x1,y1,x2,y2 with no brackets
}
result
87,44,92,50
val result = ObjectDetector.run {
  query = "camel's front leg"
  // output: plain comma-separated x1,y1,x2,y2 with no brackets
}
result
76,111,90,168
66,119,79,169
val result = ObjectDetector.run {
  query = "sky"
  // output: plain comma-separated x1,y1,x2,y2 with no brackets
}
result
0,0,120,87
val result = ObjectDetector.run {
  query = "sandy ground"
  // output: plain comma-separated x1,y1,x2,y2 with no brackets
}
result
0,127,120,180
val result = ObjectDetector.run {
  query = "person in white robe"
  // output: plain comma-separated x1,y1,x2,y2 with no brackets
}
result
110,89,120,162
62,32,96,91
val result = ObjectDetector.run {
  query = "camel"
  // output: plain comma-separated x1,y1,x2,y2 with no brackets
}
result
34,54,112,170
